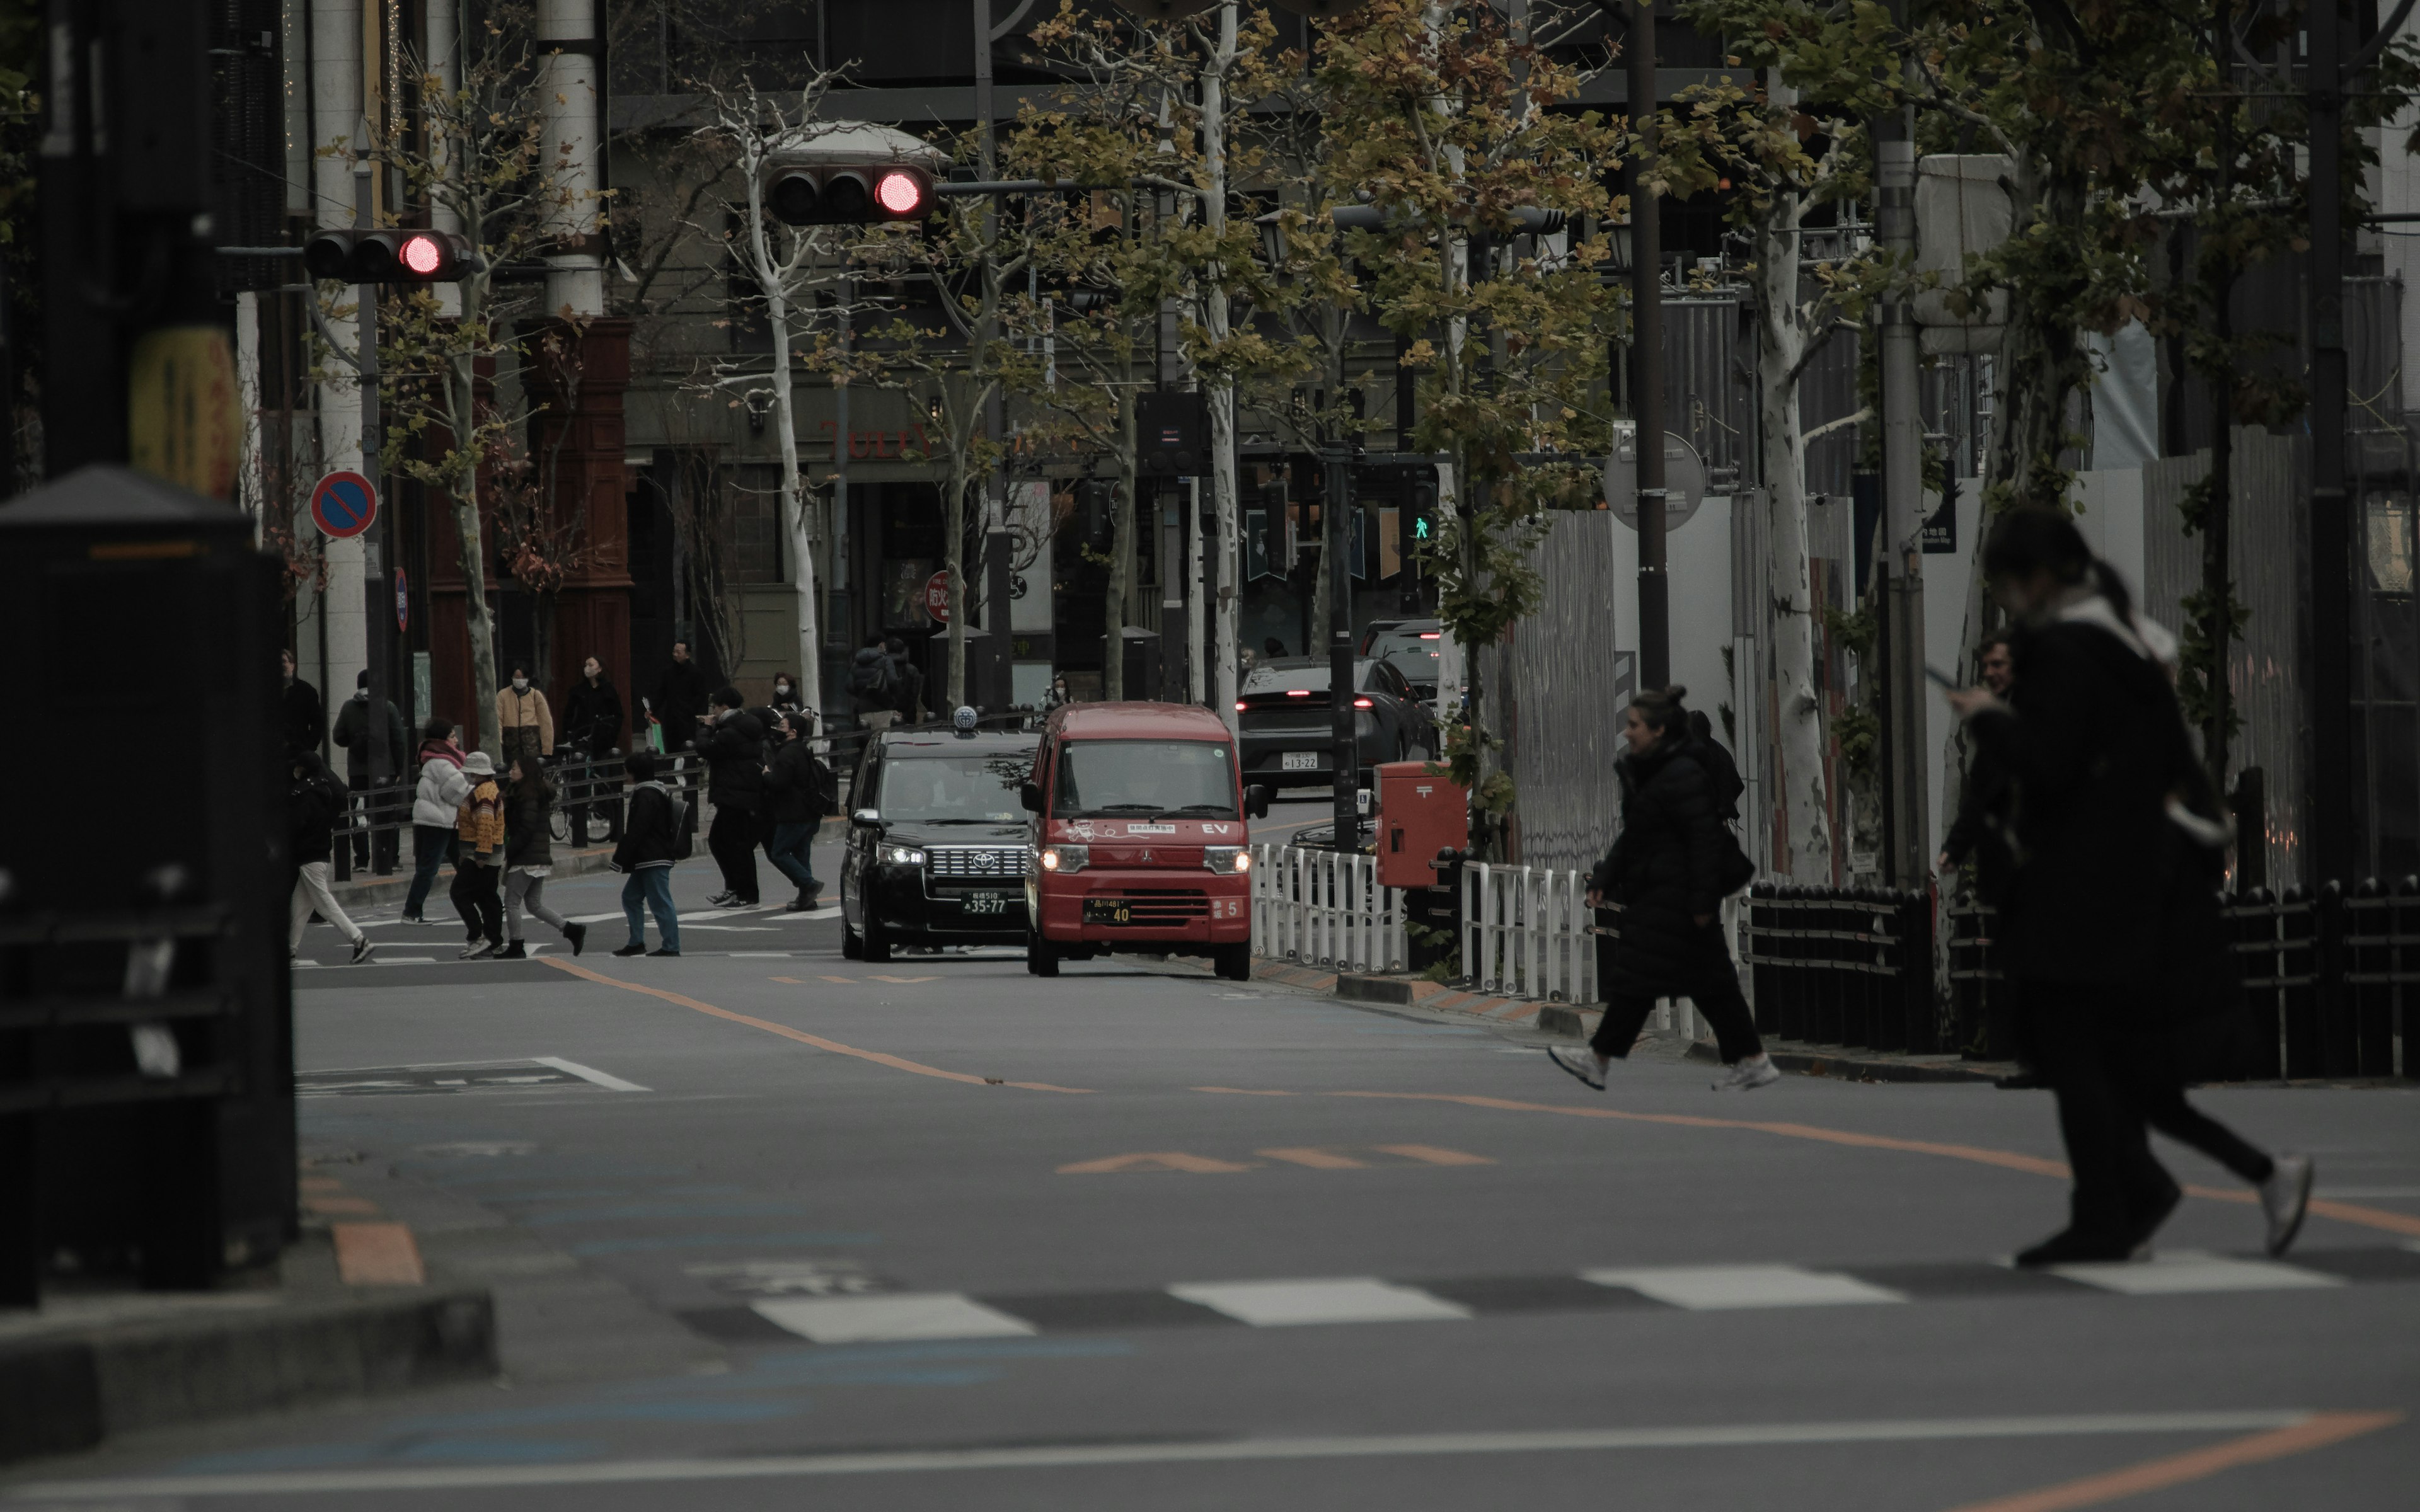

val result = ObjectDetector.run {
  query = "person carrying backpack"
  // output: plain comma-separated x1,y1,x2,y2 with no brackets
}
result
762,712,833,912
850,636,901,730
287,750,374,965
449,750,507,959
611,750,683,956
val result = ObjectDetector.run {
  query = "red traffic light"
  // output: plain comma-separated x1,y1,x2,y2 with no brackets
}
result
764,164,936,226
874,169,928,217
302,229,473,284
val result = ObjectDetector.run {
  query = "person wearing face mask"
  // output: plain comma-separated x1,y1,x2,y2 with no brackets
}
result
331,669,406,874
562,656,624,845
280,648,326,759
497,662,555,769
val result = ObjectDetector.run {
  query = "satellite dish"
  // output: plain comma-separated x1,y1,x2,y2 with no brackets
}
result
1601,425,1707,531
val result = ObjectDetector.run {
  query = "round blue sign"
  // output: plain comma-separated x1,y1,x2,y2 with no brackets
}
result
311,470,378,540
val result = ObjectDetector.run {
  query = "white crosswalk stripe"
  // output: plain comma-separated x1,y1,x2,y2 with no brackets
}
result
2048,1251,2344,1295
1167,1278,1473,1327
751,1293,1039,1343
1580,1265,1910,1310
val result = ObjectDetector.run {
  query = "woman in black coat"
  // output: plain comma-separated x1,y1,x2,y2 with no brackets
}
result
1548,685,1775,1092
1951,508,2311,1266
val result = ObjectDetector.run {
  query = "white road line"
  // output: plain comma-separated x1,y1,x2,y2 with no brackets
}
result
1167,1278,1473,1327
2049,1251,2344,1296
751,1292,1038,1343
1581,1264,1908,1310
5,1411,2321,1498
528,1057,650,1092
727,951,795,958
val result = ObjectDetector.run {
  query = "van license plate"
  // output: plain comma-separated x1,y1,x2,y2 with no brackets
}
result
1281,750,1322,772
963,892,1011,915
1082,897,1134,926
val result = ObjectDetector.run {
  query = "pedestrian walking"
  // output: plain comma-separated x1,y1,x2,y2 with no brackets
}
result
762,712,832,912
562,656,625,844
497,662,555,768
403,719,469,923
885,637,926,724
850,636,901,730
1939,631,2015,875
770,672,804,719
693,687,767,907
1948,508,2312,1266
330,670,406,873
280,648,325,759
610,749,683,957
1548,685,1775,1093
449,750,507,959
1040,672,1072,713
498,756,587,959
648,639,710,756
287,750,374,965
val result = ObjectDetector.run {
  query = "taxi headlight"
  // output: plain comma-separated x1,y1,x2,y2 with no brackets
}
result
878,843,926,866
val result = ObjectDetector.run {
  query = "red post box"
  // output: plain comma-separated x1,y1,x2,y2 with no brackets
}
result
1375,760,1468,888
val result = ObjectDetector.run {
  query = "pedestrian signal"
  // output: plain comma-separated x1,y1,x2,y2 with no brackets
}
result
303,229,474,284
768,164,936,226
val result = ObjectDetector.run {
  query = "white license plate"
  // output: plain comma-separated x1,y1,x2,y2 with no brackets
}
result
962,892,1012,915
1281,750,1322,772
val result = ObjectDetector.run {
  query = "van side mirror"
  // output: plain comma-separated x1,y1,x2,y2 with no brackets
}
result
1019,781,1043,813
851,807,881,827
1245,784,1271,820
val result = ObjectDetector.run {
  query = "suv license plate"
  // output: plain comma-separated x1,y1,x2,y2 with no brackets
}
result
1282,750,1322,772
1082,897,1134,926
963,891,1011,915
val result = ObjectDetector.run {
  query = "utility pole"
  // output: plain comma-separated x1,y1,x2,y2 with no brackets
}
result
355,150,394,857
1876,4,1928,886
1325,439,1358,850
2307,0,2353,888
1627,0,1669,689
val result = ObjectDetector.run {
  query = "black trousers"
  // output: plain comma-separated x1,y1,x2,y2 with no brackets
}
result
1593,919,1765,1065
2019,980,2275,1241
449,861,503,944
708,804,762,903
348,776,401,873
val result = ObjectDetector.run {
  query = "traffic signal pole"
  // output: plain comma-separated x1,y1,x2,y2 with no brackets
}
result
1325,439,1358,850
1876,6,1928,887
1627,0,1669,691
355,153,395,825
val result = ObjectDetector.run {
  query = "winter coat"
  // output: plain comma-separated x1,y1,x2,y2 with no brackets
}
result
504,779,555,869
847,647,899,713
612,781,683,871
496,685,555,756
456,777,505,861
1590,736,1736,1000
331,694,407,783
412,742,471,828
694,707,767,813
764,736,834,825
892,653,926,723
562,677,624,752
286,760,347,866
650,660,711,735
282,677,325,757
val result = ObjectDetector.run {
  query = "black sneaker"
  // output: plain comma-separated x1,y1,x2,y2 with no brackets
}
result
496,941,527,960
611,942,646,958
647,948,681,957
705,891,737,907
566,922,588,957
349,937,377,966
2014,1227,2136,1268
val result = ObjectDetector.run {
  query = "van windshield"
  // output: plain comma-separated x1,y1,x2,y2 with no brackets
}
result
1052,740,1238,820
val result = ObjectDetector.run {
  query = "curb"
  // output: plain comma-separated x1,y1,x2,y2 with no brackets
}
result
1680,1038,2004,1085
0,1286,495,1466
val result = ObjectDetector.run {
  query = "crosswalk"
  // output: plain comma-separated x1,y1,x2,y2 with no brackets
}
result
680,1245,2420,1346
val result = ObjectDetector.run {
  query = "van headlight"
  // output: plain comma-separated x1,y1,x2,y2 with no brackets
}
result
1039,844,1088,873
1204,847,1249,874
878,843,926,867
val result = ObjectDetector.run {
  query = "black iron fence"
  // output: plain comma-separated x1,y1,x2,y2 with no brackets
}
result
1742,885,1939,1055
1947,882,2416,1080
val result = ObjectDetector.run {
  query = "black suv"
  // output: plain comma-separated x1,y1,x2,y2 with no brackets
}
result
840,726,1040,962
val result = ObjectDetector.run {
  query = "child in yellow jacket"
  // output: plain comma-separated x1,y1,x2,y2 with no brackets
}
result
450,750,507,956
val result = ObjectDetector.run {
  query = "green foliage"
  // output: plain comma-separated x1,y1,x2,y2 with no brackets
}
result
1821,604,1876,658
1833,702,1879,778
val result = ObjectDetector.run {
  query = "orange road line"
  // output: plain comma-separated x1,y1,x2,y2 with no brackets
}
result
770,976,805,984
1374,1143,1495,1166
1935,1410,2402,1512
1194,1086,1296,1096
539,956,1091,1094
332,1222,426,1286
1058,1152,1258,1174
1259,1147,1369,1169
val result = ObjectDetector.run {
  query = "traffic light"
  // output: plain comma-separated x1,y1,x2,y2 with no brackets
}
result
302,229,474,283
766,164,936,226
1138,391,1207,476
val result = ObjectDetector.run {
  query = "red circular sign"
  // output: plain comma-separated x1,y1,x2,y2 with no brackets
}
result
924,570,952,624
309,470,378,540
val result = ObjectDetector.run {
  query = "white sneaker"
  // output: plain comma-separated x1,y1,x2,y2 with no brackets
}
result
1547,1046,1608,1091
459,940,496,961
349,937,377,965
2260,1154,2314,1256
1714,1055,1781,1091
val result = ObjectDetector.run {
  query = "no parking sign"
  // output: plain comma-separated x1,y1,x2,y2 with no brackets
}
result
310,470,378,539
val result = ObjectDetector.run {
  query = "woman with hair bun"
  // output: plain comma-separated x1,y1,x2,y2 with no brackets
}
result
1550,684,1777,1092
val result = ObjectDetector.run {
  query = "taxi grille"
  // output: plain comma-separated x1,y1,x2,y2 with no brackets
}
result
929,846,1030,880
1095,888,1209,923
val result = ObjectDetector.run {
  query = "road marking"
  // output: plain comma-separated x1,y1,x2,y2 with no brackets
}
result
1167,1278,1473,1327
1259,1147,1368,1169
301,1193,378,1215
1318,1089,2420,1241
537,957,1092,1094
1193,1086,1296,1096
1057,1152,1258,1174
0,1410,2352,1496
1935,1411,2402,1512
727,951,793,958
1372,1143,1494,1166
819,975,855,982
331,1223,425,1285
869,975,942,983
1582,1264,1908,1310
2046,1251,2344,1296
751,1293,1037,1344
531,1056,650,1093
771,976,805,983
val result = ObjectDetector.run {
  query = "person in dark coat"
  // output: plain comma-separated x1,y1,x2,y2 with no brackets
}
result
1950,508,2312,1267
648,640,711,755
1548,685,1775,1093
885,637,926,725
610,750,683,956
693,686,767,907
1684,709,1745,823
497,756,584,959
281,648,326,758
330,669,407,874
286,750,373,964
1939,631,2014,876
761,713,831,911
562,656,625,845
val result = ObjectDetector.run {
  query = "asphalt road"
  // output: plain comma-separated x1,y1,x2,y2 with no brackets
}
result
8,794,2419,1509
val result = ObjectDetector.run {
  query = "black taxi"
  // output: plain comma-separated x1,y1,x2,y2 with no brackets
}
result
840,721,1040,962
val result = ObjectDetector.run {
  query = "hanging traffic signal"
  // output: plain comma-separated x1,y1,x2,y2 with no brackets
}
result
302,229,474,284
766,164,936,226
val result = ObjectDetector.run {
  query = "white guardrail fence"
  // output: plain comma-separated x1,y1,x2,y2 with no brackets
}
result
1248,844,1599,1003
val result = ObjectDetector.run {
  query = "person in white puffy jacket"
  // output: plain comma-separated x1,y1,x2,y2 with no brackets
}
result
403,720,473,924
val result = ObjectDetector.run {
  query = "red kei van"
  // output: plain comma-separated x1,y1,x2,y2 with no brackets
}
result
1020,702,1271,980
